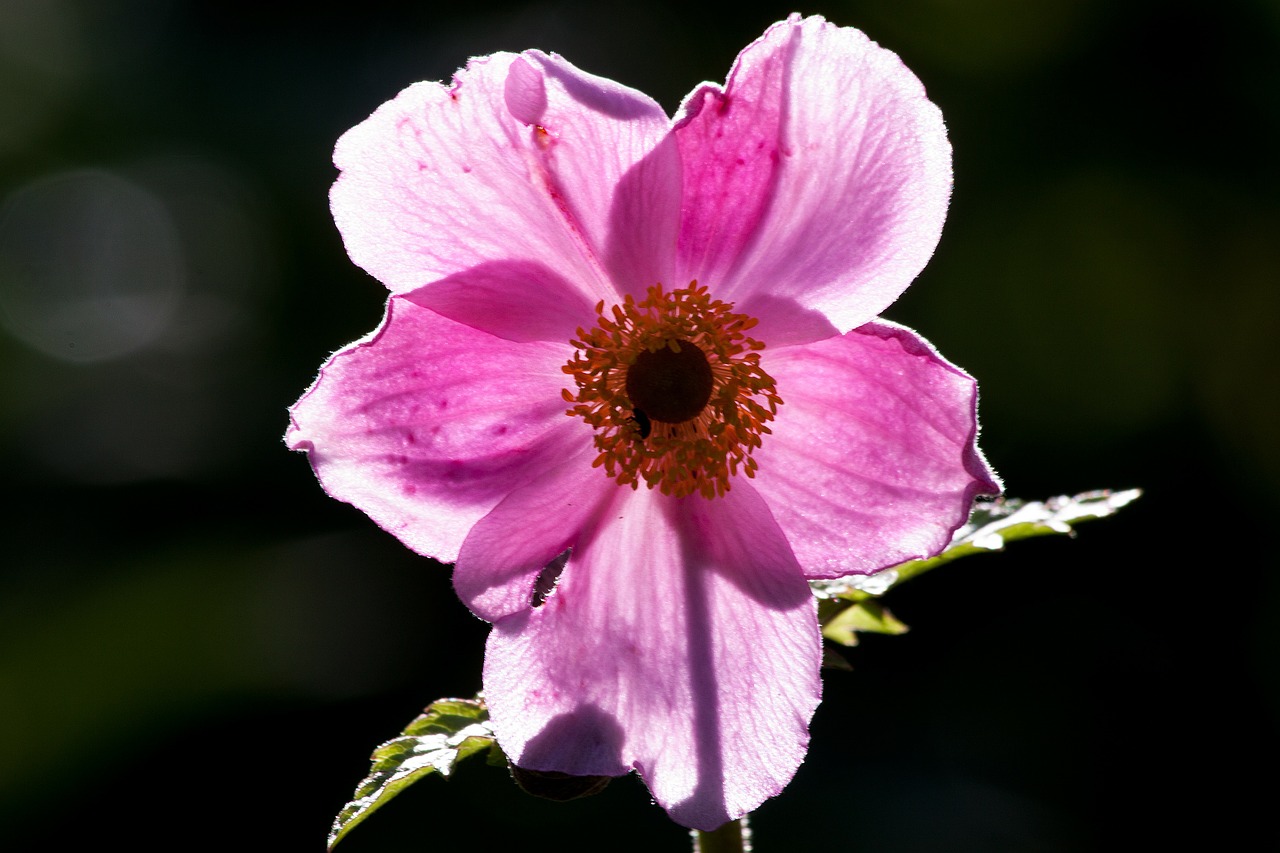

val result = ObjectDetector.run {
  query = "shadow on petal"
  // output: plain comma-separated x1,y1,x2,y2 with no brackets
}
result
675,484,811,610
665,530,730,831
603,130,681,298
404,259,595,343
532,53,659,121
738,292,839,348
519,703,628,773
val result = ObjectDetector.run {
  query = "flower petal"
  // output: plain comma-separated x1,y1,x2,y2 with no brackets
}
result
754,319,1001,578
672,15,951,336
330,50,674,303
453,445,613,622
403,259,596,344
286,297,583,562
484,483,820,830
518,51,683,299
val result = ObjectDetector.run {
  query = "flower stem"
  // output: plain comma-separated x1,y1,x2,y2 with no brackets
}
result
691,816,751,853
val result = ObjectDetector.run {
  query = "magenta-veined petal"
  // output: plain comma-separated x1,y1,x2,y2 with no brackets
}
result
484,483,820,830
402,259,596,344
296,17,1001,831
330,50,674,304
673,15,952,336
453,444,614,622
754,319,1001,578
286,297,585,563
515,52,683,299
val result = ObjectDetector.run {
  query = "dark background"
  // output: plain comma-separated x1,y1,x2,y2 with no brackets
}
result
2,1,1277,850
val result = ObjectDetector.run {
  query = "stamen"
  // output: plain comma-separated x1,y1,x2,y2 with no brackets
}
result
562,283,781,499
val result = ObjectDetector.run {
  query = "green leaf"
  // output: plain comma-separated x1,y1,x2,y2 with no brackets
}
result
328,697,498,850
813,489,1141,615
821,599,910,647
897,488,1141,584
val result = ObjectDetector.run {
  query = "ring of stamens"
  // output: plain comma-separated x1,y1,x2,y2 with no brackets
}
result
561,282,781,499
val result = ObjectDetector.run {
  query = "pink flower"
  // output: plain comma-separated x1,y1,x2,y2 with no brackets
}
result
287,14,999,829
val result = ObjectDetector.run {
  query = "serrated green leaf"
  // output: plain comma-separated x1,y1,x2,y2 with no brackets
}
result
812,489,1141,605
821,599,910,647
328,697,498,850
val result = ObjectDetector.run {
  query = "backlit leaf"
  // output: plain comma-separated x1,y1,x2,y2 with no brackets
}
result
814,489,1140,636
328,696,497,850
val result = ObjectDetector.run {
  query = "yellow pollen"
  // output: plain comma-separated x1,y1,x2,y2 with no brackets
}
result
561,282,781,499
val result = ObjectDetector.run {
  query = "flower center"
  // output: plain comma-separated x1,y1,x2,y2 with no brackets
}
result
625,342,713,424
562,282,781,499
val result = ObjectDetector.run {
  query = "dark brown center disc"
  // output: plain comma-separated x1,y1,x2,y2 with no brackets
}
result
625,341,714,424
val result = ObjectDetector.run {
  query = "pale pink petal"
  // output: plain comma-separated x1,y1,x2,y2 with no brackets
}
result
403,259,595,344
754,319,1001,578
299,19,1000,834
330,50,674,303
672,15,951,337
518,52,683,299
286,297,585,563
453,445,614,622
484,484,820,830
